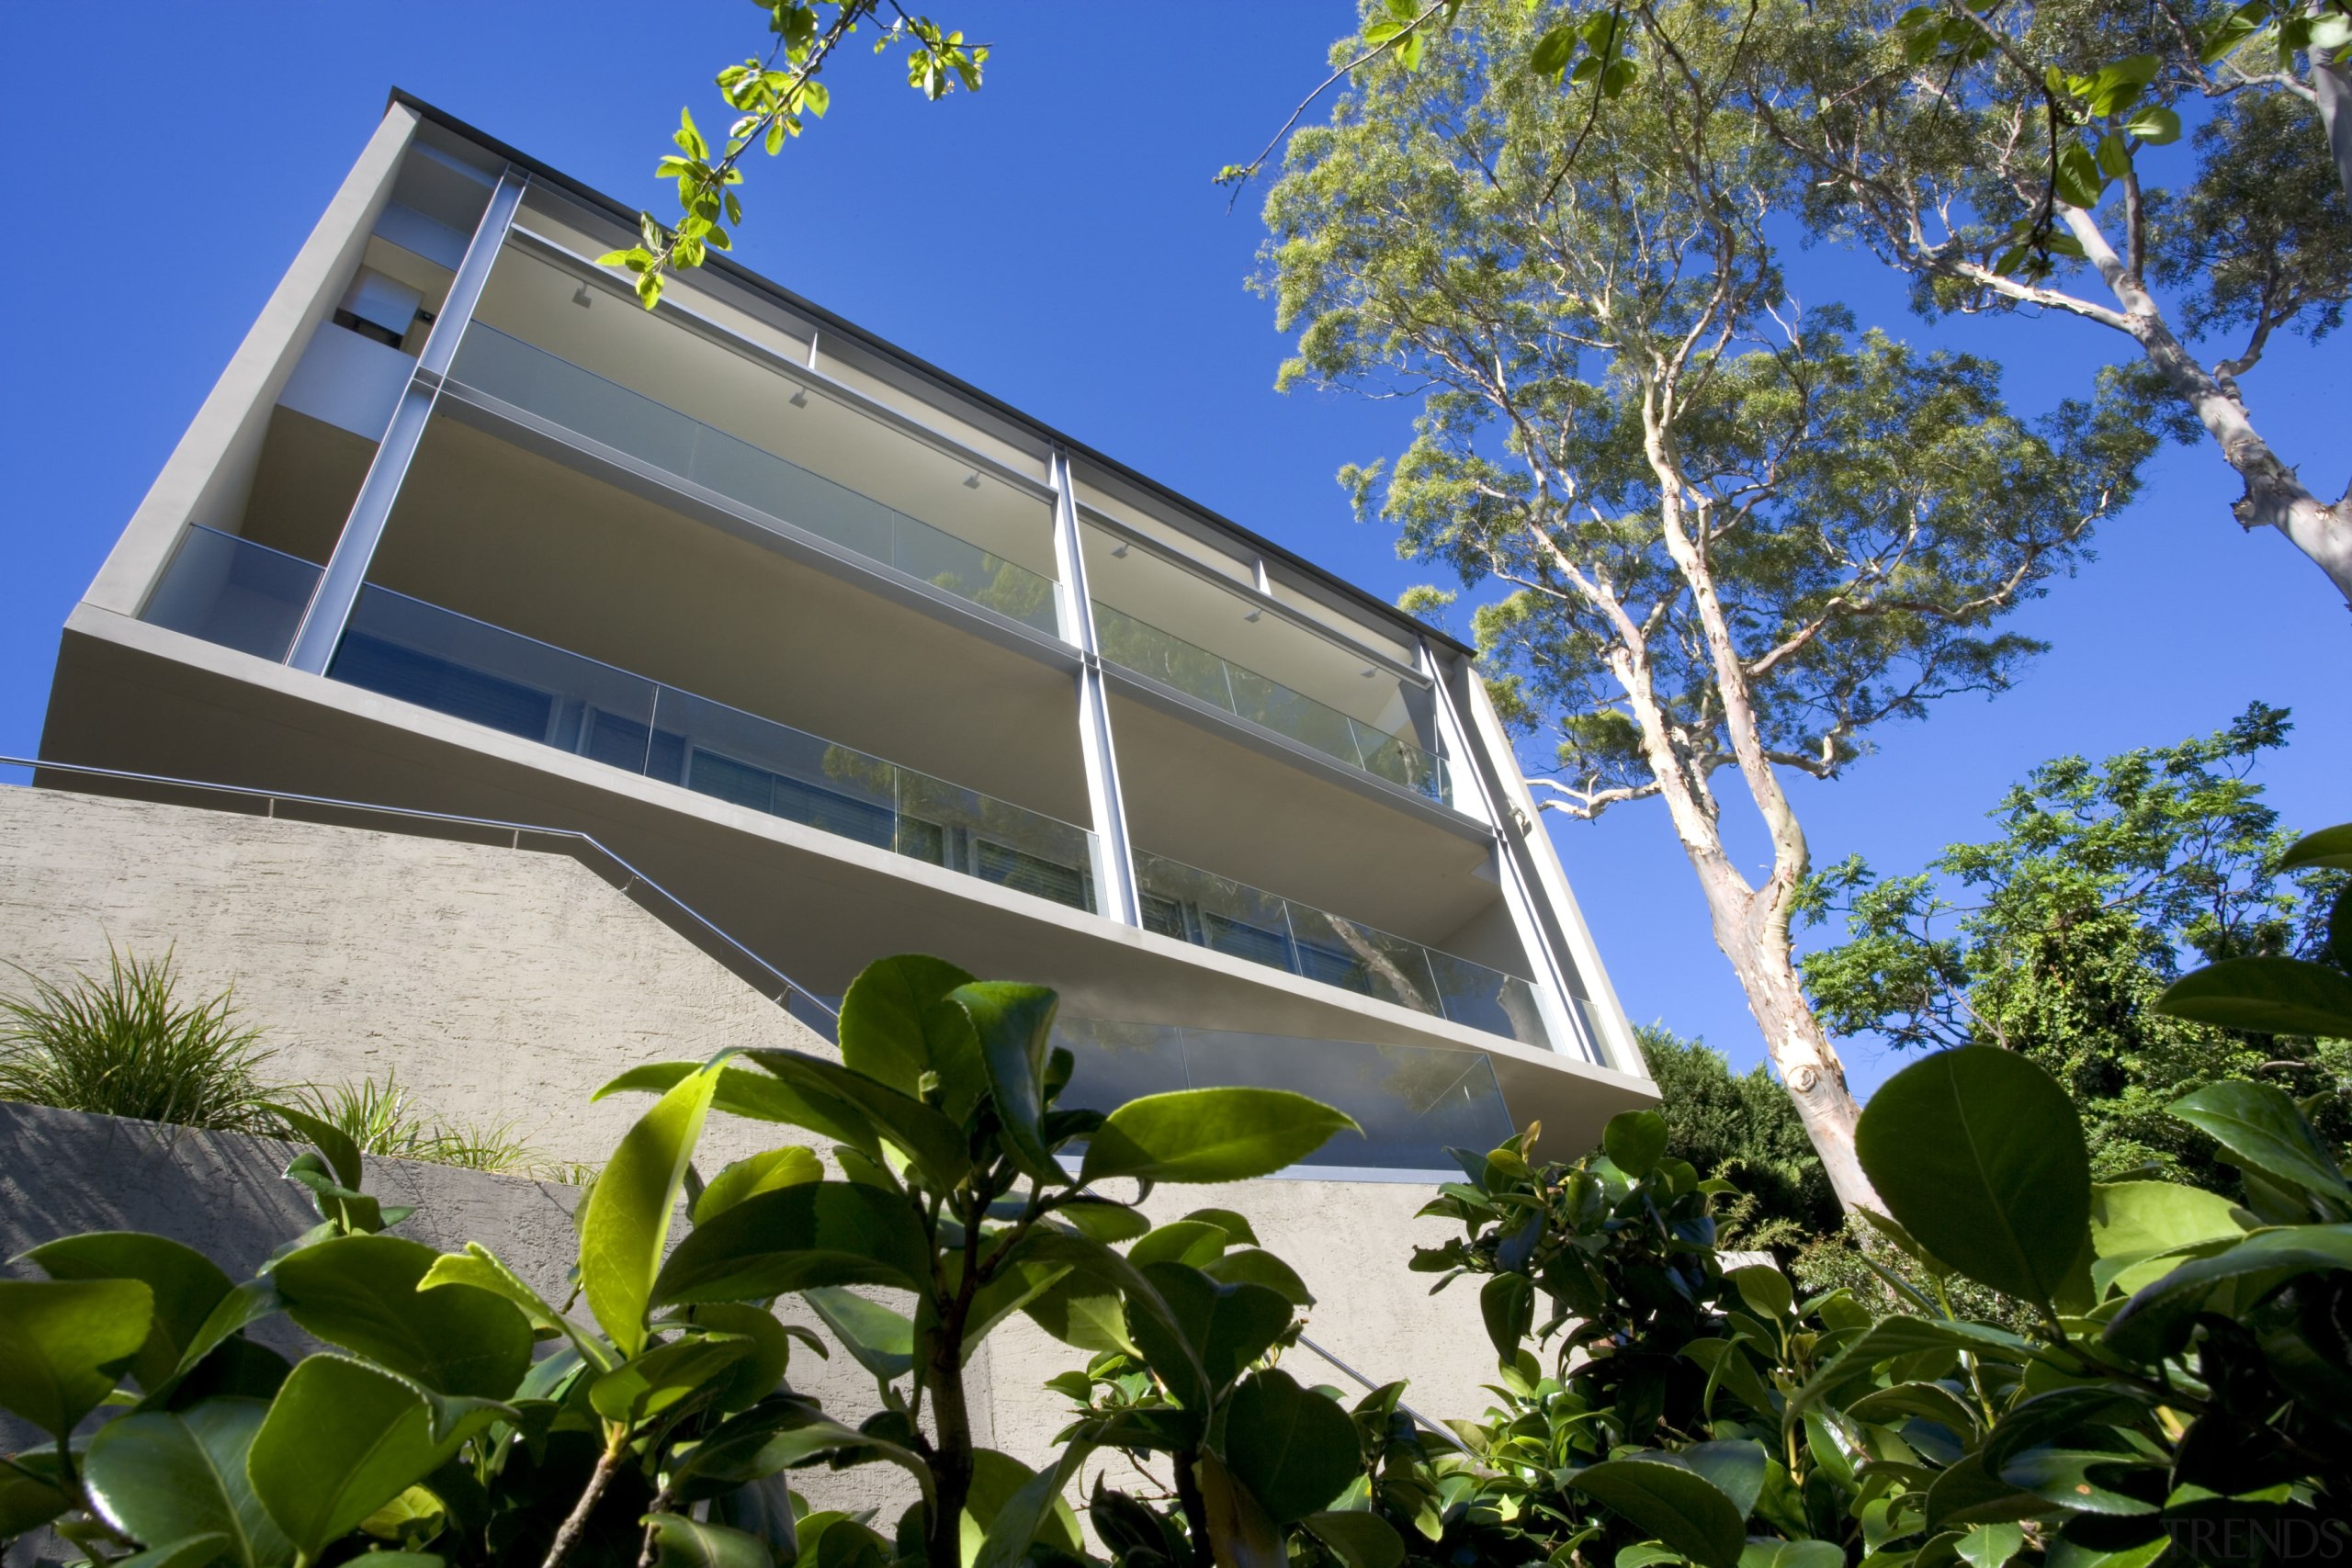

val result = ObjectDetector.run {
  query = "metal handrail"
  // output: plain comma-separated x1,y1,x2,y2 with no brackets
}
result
0,753,840,1032
1295,1332,1479,1459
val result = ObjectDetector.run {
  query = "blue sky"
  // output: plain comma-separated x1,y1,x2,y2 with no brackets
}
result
1,5,2342,1095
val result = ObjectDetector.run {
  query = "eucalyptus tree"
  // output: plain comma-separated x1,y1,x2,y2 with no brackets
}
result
1749,0,2352,607
605,0,987,308
1255,0,2160,1213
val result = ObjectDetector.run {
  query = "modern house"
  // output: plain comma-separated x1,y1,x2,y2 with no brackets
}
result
30,92,1656,1181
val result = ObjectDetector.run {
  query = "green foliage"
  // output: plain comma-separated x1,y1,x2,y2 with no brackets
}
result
0,945,281,1134
1802,705,2351,1191
293,1070,570,1180
1419,1052,2352,1563
2,955,1360,1568
1638,1026,1841,1248
606,4,985,307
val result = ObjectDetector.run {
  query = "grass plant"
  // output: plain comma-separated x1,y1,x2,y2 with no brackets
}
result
0,943,283,1132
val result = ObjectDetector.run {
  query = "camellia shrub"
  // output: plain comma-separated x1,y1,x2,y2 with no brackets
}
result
0,955,1367,1568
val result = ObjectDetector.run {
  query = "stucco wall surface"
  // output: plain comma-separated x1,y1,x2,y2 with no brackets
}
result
0,784,828,1168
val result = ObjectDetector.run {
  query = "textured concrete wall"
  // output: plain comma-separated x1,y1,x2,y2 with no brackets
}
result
0,787,1498,1529
0,784,829,1169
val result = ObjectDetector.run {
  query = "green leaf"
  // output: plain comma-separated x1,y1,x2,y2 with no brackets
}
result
1529,24,1577,75
2102,1224,2352,1359
1787,1314,2032,1420
170,1280,284,1387
594,1062,877,1158
2122,106,2179,143
970,1442,1090,1568
246,1355,508,1561
0,1452,71,1539
1303,1512,1407,1568
1222,1369,1361,1524
1855,1047,2091,1305
1048,1197,1150,1244
693,1146,823,1224
1079,1088,1357,1185
271,1104,365,1191
2156,957,2352,1040
1727,1264,1793,1322
83,1399,292,1568
641,1514,774,1568
742,1048,970,1193
589,1334,753,1424
1604,1110,1668,1178
653,1181,933,1304
1568,1455,1747,1568
418,1243,611,1371
0,1277,152,1437
1130,1264,1291,1404
2087,1180,2244,1294
110,1535,236,1568
664,1399,934,1514
1182,1207,1261,1246
806,1287,915,1383
270,1234,532,1400
21,1232,233,1393
2166,1079,2352,1197
1204,1247,1314,1307
1019,1230,1198,1382
1020,1260,1136,1357
1767,1545,1844,1568
1480,1272,1532,1358
1679,1440,1768,1519
1130,1221,1231,1269
2281,823,2352,871
953,981,1062,1181
583,1062,720,1358
837,953,977,1101
1954,1523,2025,1568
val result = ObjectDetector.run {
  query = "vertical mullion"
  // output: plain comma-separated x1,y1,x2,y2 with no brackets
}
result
1420,637,1597,1063
1048,451,1140,926
287,165,528,674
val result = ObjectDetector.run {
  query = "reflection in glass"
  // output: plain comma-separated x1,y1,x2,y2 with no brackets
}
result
1134,851,1543,1046
141,525,325,662
1051,1018,1514,1171
449,326,1059,633
1091,602,1449,803
327,585,1097,913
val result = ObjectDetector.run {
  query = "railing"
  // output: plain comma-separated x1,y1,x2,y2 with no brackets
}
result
1049,1018,1512,1172
141,525,325,662
0,755,842,1037
1091,602,1450,805
324,585,1100,913
448,325,1059,634
1132,851,1544,1045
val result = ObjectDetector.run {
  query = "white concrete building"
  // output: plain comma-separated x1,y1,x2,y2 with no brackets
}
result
33,92,1657,1179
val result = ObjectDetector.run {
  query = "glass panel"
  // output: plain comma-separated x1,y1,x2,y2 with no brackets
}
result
328,584,1095,913
1132,849,1544,1046
141,525,323,662
1092,600,1449,804
449,326,1058,633
1052,1018,1515,1171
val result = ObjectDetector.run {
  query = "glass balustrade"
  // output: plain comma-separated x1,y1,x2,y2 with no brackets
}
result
326,584,1099,912
141,525,325,662
447,325,1060,634
1051,1018,1513,1171
1091,603,1450,804
1132,850,1543,1045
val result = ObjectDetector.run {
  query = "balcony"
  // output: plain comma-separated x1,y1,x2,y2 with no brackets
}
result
1094,602,1449,804
1051,1019,1512,1171
446,325,1058,634
1133,850,1543,1046
141,525,322,662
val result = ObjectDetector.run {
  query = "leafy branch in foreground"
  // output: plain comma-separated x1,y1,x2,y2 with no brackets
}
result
604,1,986,308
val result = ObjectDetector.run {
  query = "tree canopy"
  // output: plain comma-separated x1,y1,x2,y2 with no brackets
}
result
1256,0,2164,1210
1800,702,2351,1190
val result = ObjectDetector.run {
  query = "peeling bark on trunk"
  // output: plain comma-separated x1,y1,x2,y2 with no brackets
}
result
2057,206,2352,611
2313,51,2352,214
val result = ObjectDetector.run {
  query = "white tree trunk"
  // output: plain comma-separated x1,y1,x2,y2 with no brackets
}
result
2057,206,2352,611
2312,51,2352,214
